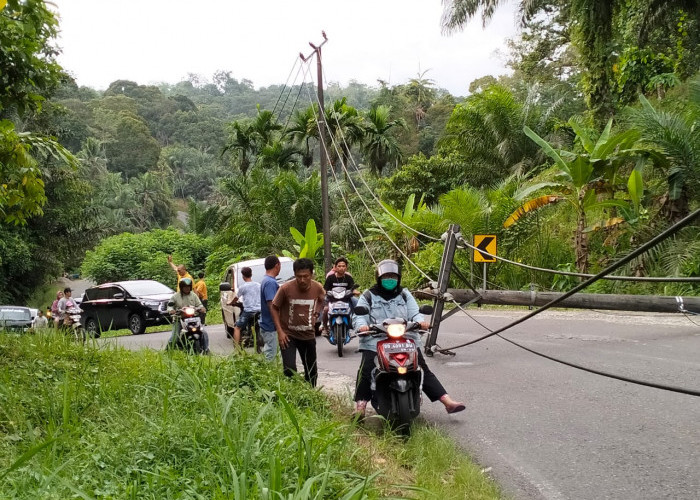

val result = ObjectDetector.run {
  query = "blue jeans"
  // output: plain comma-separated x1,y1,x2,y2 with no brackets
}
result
259,328,278,361
235,309,259,328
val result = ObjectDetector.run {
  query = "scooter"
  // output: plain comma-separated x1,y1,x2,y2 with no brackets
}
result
62,306,86,343
325,287,355,357
354,304,433,435
172,306,206,354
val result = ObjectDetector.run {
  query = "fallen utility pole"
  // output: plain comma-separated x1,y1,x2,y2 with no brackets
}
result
416,288,700,314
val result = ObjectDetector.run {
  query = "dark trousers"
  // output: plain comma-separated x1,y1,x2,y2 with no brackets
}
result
354,349,447,402
200,300,208,325
281,336,318,387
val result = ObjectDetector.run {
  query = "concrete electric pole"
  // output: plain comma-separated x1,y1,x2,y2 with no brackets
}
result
300,32,332,273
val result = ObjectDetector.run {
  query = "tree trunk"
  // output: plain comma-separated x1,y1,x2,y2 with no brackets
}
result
573,0,615,123
575,207,589,273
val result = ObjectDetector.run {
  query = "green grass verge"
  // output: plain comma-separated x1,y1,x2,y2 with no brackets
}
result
0,332,501,499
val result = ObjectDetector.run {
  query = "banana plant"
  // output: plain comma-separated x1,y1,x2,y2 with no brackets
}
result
283,219,324,259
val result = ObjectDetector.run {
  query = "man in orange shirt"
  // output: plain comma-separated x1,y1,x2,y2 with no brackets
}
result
193,271,208,325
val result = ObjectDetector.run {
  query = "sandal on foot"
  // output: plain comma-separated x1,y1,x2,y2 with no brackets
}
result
445,402,466,414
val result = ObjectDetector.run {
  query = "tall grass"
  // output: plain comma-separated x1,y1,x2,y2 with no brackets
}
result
0,332,501,499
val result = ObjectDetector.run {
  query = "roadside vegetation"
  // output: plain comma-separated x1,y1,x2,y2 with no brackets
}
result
0,332,501,499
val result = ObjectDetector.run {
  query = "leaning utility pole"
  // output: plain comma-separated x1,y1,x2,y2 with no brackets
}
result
300,32,332,272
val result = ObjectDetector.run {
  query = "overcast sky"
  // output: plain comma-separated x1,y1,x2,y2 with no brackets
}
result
52,0,520,96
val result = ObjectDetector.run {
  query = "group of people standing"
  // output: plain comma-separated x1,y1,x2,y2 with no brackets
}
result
162,253,465,419
237,255,466,419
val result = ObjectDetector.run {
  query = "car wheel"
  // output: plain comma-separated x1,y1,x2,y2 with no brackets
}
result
128,313,146,335
85,318,101,338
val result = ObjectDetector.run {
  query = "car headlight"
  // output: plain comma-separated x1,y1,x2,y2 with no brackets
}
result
141,300,160,307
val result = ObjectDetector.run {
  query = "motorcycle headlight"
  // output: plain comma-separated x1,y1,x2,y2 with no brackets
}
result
386,323,406,339
183,307,196,316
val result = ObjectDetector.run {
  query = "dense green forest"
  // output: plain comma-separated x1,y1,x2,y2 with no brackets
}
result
1,0,699,306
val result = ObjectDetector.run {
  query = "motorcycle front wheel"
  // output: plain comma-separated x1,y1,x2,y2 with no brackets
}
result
333,323,345,357
395,391,412,436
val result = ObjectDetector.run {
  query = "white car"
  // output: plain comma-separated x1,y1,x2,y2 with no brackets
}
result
218,257,294,336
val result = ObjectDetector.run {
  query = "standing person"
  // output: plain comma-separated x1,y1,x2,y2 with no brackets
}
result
270,258,326,387
321,256,360,335
259,255,282,362
229,266,261,349
352,259,465,418
167,255,193,292
167,277,209,353
34,309,49,329
51,290,63,328
193,271,208,325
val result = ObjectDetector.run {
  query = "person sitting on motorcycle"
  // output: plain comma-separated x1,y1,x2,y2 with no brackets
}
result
352,259,466,419
229,266,261,349
321,256,360,337
167,277,210,353
57,287,76,328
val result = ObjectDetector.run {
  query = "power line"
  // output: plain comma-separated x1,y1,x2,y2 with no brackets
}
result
432,207,700,354
271,57,301,118
458,236,700,283
300,64,376,266
301,67,435,282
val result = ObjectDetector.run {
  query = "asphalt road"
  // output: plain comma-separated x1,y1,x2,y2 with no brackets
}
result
101,309,700,500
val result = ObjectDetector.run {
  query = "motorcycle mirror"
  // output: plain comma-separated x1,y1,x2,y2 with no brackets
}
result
354,305,369,316
167,301,175,307
418,304,434,315
219,282,232,292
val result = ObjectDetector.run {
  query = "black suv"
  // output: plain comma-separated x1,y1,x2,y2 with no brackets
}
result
81,280,174,336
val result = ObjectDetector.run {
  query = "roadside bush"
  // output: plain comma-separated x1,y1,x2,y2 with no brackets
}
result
81,229,212,285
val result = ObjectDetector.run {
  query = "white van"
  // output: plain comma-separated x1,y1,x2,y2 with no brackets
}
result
218,257,294,336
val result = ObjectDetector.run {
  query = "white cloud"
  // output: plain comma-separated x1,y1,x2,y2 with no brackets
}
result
53,0,519,96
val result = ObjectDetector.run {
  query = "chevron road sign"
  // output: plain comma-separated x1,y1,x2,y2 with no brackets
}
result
473,235,497,263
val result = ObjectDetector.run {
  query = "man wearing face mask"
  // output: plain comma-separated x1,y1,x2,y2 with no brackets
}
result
352,259,465,420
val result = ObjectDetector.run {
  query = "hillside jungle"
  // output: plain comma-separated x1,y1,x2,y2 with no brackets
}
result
1,0,699,307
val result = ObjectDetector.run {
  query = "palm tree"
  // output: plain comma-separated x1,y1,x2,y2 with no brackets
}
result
361,105,407,175
439,84,564,185
285,105,319,167
324,98,364,173
627,78,700,221
223,121,256,175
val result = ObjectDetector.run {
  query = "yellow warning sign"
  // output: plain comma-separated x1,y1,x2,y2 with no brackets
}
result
473,235,497,263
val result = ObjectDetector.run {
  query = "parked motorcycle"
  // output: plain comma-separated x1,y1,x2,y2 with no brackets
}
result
171,306,206,354
61,306,86,343
354,304,433,435
325,287,355,357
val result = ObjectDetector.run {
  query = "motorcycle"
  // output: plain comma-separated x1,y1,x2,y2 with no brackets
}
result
325,287,355,357
229,302,263,353
354,304,433,435
61,306,86,343
171,306,206,354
